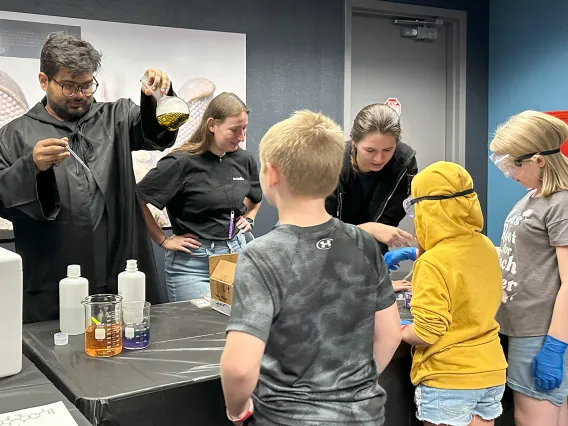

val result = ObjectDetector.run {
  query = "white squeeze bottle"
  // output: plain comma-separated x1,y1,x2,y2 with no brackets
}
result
1,247,23,378
118,260,146,303
59,265,89,335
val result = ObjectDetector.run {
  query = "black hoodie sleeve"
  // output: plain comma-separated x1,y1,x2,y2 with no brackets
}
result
379,155,418,228
0,137,60,222
325,144,351,218
127,84,178,152
325,189,339,217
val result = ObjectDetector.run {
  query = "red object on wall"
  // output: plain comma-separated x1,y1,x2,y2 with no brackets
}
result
545,111,568,157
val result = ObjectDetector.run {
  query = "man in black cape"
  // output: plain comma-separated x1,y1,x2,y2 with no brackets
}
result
0,32,178,323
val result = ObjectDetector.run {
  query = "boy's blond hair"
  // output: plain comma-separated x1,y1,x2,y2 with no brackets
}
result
259,110,344,198
490,110,568,197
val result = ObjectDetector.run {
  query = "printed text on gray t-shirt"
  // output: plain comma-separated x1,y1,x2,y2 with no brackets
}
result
497,190,568,336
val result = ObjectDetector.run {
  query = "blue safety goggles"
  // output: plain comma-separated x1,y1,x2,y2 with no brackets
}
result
403,188,475,219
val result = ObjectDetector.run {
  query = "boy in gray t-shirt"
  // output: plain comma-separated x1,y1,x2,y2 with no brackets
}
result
220,111,402,426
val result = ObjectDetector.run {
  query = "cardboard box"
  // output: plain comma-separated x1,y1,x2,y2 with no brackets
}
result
209,253,238,316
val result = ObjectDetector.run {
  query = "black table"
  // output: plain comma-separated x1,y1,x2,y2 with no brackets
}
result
22,300,421,426
0,356,91,425
22,300,512,426
383,303,420,426
23,301,232,426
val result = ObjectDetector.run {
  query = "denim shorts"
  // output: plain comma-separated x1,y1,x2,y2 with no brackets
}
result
507,335,568,406
415,384,505,426
163,232,248,302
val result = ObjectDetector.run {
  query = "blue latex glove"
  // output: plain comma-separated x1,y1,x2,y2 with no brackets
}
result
384,247,417,271
400,320,413,325
532,335,568,391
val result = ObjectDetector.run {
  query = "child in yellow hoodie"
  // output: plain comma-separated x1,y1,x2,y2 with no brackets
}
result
401,161,507,426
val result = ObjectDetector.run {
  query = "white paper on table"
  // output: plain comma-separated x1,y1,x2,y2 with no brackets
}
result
0,401,78,425
190,297,211,309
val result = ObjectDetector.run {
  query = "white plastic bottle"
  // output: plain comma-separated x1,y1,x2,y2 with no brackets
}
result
118,260,146,303
0,247,23,378
59,265,89,336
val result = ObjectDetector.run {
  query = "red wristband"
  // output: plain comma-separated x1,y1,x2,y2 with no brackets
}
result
227,399,254,423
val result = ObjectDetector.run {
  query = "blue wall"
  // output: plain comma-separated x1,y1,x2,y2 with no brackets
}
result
488,0,568,243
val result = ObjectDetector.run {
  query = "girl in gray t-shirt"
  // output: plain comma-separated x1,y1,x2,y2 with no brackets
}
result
490,110,568,426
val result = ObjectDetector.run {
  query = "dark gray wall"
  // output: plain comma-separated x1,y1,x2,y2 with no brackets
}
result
0,241,15,252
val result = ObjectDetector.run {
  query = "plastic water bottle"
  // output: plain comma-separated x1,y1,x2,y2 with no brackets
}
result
118,260,146,303
59,265,89,335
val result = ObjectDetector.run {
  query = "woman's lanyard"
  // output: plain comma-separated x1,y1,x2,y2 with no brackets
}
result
228,210,235,239
219,153,236,239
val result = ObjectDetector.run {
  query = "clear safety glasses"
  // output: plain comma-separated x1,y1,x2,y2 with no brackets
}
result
490,149,561,178
403,188,475,219
489,153,517,178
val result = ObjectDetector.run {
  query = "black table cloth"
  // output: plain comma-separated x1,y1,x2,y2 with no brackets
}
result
23,299,511,426
23,301,231,426
0,355,91,425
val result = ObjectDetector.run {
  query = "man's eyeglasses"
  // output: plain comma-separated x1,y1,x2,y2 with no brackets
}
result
50,76,99,97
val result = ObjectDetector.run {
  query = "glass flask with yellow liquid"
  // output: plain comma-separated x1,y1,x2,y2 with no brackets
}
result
81,294,123,357
140,75,190,131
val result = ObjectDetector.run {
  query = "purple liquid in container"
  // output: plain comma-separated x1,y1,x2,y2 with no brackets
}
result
404,291,412,309
123,326,150,349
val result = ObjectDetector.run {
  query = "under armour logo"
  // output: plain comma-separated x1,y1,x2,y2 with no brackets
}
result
316,238,333,250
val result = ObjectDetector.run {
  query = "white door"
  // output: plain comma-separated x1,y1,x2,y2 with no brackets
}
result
350,14,450,277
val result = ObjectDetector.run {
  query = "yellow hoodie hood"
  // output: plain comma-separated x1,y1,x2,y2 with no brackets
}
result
411,161,483,250
408,161,506,390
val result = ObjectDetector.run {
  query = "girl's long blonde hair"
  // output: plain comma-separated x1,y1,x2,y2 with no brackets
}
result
176,92,248,155
490,110,568,197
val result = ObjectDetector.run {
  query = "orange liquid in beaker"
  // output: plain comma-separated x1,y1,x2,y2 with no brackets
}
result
85,324,123,357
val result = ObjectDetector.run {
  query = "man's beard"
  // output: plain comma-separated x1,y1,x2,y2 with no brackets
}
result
48,98,92,121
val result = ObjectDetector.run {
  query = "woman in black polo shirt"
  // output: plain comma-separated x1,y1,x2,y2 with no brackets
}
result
137,92,262,302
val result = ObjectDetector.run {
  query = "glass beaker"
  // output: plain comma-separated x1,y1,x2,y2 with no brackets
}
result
81,294,123,357
122,301,151,350
140,75,189,131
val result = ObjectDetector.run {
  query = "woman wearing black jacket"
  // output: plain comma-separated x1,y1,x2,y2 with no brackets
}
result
326,103,417,255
